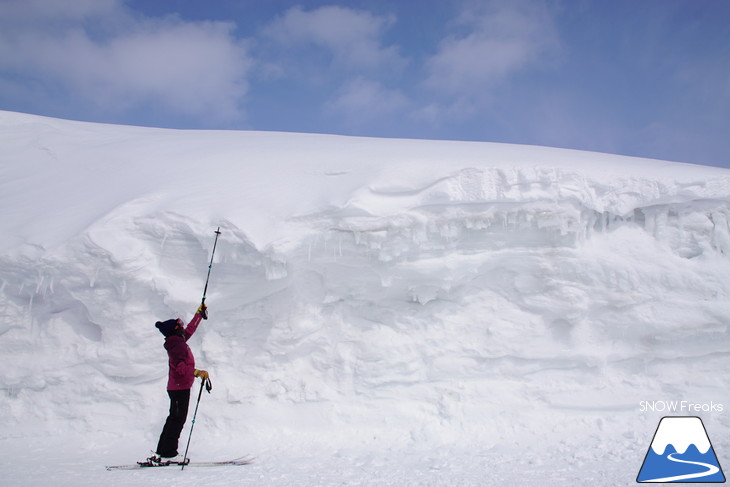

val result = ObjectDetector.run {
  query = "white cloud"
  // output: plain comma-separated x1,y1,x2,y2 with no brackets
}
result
326,77,409,124
424,0,559,99
263,5,404,73
0,0,121,24
0,0,252,124
262,5,409,130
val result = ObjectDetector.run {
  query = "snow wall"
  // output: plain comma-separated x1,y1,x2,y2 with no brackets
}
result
1,111,730,458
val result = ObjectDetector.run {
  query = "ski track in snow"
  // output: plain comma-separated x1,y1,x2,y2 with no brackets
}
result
1,111,730,485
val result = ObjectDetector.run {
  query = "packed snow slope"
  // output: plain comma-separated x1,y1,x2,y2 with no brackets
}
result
2,111,730,482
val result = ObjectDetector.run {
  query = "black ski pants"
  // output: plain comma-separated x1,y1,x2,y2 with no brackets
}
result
156,388,191,457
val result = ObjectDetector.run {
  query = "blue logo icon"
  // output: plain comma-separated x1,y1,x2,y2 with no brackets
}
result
637,416,725,483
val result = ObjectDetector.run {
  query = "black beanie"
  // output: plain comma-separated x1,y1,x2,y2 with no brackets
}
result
155,319,180,337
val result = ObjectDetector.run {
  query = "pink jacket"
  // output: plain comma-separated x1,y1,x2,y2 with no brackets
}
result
164,313,203,391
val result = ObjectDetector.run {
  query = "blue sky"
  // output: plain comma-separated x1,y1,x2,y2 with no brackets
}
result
1,0,728,167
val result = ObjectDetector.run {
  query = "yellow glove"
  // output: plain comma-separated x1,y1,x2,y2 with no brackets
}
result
194,369,209,381
197,302,208,320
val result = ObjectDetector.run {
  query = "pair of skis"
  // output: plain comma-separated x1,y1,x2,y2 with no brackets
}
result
106,456,253,470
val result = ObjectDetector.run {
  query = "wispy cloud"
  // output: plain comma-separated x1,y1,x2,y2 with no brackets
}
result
263,5,404,73
0,0,120,23
0,0,252,124
260,5,408,129
423,0,559,111
325,77,409,127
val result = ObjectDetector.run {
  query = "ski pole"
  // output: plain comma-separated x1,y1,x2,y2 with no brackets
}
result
181,376,213,470
201,227,222,306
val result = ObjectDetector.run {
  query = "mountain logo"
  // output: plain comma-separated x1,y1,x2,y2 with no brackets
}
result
637,416,725,483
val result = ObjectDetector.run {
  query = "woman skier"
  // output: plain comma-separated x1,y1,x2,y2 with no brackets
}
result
148,302,209,465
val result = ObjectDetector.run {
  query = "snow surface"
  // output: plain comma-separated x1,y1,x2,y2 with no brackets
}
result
1,110,730,485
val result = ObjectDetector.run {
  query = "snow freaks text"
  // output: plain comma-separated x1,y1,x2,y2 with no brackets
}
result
639,401,724,413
